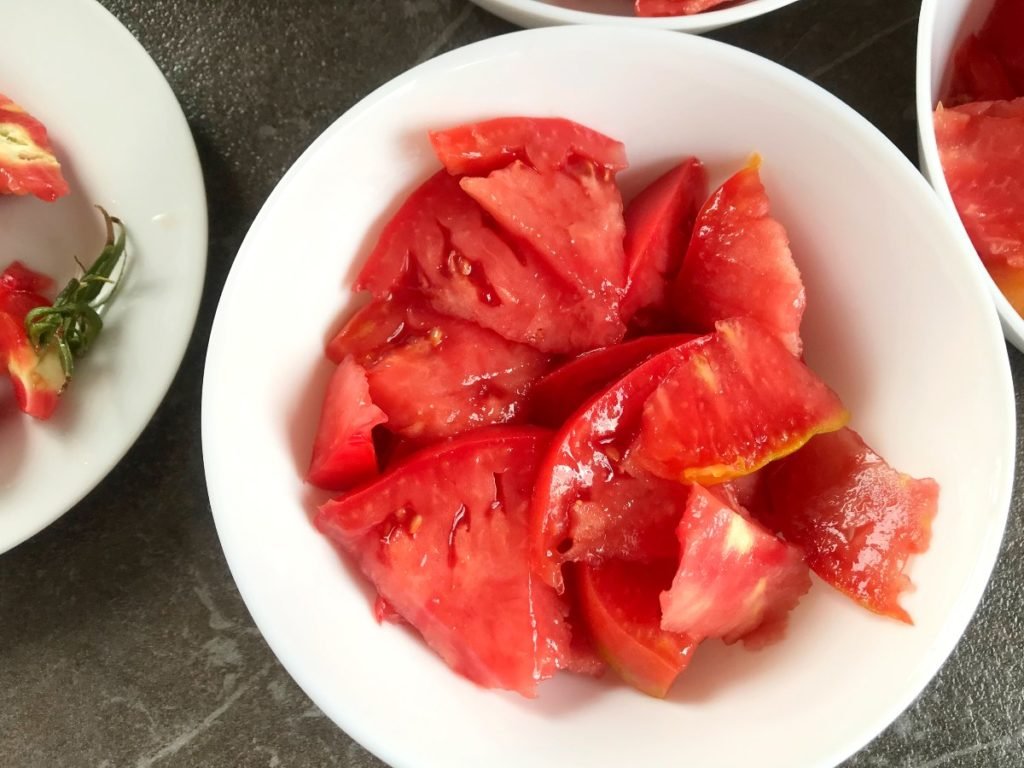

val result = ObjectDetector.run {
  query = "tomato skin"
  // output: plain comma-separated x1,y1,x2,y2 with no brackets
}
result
759,428,938,624
317,427,569,697
306,356,388,491
526,333,695,428
577,559,696,698
0,94,69,202
672,162,805,356
429,117,628,177
621,158,708,327
660,484,811,648
630,318,848,486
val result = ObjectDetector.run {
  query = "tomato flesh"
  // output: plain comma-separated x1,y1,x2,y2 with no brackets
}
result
429,116,628,177
672,162,805,356
635,0,730,16
0,94,69,202
577,559,697,697
621,157,708,328
759,428,938,624
631,317,848,485
1,261,54,295
661,484,811,648
317,427,568,696
973,0,1024,96
950,34,1017,103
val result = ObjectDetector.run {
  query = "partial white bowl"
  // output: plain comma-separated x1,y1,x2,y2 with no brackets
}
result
469,0,803,33
0,0,207,553
915,0,1024,351
204,26,1014,768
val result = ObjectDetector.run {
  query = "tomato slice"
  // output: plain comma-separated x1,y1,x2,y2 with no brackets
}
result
531,336,699,591
429,117,628,177
316,427,568,697
635,0,730,15
630,317,848,485
0,94,69,202
660,484,811,648
577,559,697,697
621,157,708,328
759,428,938,624
356,170,621,353
0,312,63,420
672,161,805,356
328,296,549,441
934,99,1024,315
526,333,695,428
306,356,388,491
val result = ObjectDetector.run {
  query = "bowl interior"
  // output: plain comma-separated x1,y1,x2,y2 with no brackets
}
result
204,27,1014,768
915,0,1024,349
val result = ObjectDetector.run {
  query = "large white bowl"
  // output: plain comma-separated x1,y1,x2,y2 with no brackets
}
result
469,0,803,33
915,0,1024,351
203,27,1015,768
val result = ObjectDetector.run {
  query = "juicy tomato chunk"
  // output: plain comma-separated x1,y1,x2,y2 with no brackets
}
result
577,559,697,697
975,0,1024,96
621,157,708,327
672,161,806,356
949,34,1017,103
0,312,63,420
661,485,811,648
1,261,55,295
316,427,569,697
0,94,69,202
531,336,699,591
759,428,938,624
934,99,1024,315
429,117,628,177
356,170,620,353
635,0,730,15
306,356,388,491
526,333,695,428
631,318,849,485
328,296,549,441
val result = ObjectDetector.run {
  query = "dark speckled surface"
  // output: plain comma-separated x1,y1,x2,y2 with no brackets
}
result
1,1,1022,766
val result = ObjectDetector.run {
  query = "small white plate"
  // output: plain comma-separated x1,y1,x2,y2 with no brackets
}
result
915,0,1024,351
469,0,803,33
204,26,1014,768
0,0,207,553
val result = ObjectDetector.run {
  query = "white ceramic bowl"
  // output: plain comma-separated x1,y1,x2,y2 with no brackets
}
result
469,0,803,33
204,27,1014,768
915,0,1024,351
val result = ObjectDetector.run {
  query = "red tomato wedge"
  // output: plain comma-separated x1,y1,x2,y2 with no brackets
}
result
327,296,549,440
356,170,622,353
935,98,1024,315
661,484,811,648
429,117,628,177
1,261,54,295
635,0,730,15
577,559,697,697
0,311,64,420
0,94,69,202
306,356,388,491
527,333,695,428
950,34,1017,103
631,318,848,485
621,158,708,328
532,337,699,591
759,428,938,624
316,427,569,697
672,160,806,355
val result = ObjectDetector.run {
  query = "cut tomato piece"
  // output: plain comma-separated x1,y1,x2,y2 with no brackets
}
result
672,161,805,355
661,484,811,648
949,34,1017,103
0,312,63,419
306,356,388,491
577,559,697,697
356,170,621,353
429,117,627,177
759,428,938,624
316,427,568,697
631,318,848,485
635,0,730,15
526,333,695,428
328,296,549,441
1,261,54,295
621,157,708,327
0,94,69,202
976,0,1024,96
934,99,1024,315
531,336,699,591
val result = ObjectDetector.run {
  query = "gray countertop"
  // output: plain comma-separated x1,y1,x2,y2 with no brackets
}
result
2,0,1022,766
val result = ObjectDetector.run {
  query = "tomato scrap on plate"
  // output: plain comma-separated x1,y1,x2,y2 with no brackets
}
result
0,93,69,202
306,116,939,700
634,0,734,16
